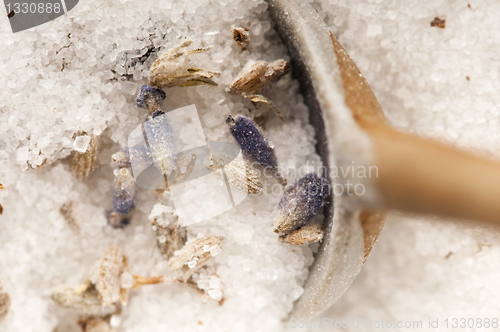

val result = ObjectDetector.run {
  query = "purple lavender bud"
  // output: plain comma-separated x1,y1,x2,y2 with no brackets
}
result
136,85,166,112
143,113,176,175
273,173,329,235
112,167,136,215
226,114,285,184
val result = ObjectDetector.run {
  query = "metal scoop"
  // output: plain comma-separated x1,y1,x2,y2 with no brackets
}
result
268,0,500,321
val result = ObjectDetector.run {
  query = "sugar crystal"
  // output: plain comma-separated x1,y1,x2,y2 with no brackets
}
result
73,135,92,153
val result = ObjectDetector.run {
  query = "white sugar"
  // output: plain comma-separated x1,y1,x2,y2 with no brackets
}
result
0,0,322,330
208,289,223,301
15,146,29,164
121,81,138,96
187,259,197,269
110,315,121,328
209,244,222,257
73,135,91,153
312,0,500,325
300,229,311,239
203,23,220,36
120,272,135,289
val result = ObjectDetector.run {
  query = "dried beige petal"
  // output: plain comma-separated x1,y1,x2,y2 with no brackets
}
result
171,153,196,184
209,153,263,194
51,284,118,317
279,224,324,245
89,244,129,306
0,184,4,214
226,60,268,95
149,202,187,259
148,40,220,89
71,135,101,181
78,317,117,332
168,235,224,282
430,17,446,29
60,201,80,233
226,59,289,95
244,94,285,121
232,26,250,49
0,291,10,323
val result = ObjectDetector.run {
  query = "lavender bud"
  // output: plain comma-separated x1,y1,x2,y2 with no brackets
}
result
273,173,329,235
112,167,136,215
143,113,176,175
226,114,285,184
135,85,166,113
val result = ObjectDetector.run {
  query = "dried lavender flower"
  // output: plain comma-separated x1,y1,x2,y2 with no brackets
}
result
226,114,286,185
51,283,118,317
143,113,176,176
111,146,152,171
232,26,250,49
149,202,187,259
111,167,136,215
71,134,101,181
273,173,329,235
107,211,130,229
0,280,10,323
191,268,224,302
244,94,284,121
0,183,5,215
89,244,130,307
170,153,196,184
226,59,289,120
135,84,166,115
60,201,80,233
78,317,116,332
52,245,166,316
168,235,224,282
226,59,289,95
279,224,324,245
148,40,220,89
430,17,446,29
209,153,263,194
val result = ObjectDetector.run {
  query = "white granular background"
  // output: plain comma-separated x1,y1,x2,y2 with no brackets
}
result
306,0,500,331
0,0,321,331
1,0,500,331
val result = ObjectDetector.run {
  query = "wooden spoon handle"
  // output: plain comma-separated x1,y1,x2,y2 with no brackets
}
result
366,123,500,223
